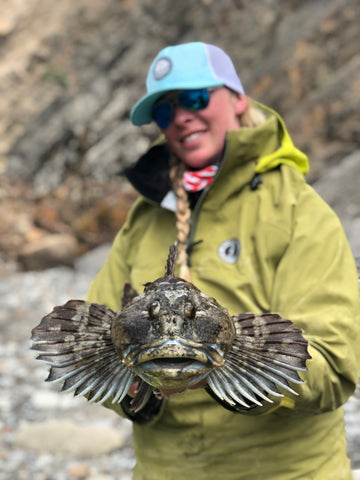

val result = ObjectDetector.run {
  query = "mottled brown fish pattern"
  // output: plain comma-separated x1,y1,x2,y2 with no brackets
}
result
31,244,311,413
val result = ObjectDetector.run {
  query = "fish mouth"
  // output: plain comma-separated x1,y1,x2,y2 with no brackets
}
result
122,340,225,390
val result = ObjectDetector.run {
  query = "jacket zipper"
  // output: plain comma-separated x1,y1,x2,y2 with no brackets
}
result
186,145,229,265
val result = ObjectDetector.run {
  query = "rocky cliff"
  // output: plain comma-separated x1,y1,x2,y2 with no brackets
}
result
0,0,359,267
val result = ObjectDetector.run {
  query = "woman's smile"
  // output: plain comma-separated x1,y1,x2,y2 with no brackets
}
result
181,131,205,144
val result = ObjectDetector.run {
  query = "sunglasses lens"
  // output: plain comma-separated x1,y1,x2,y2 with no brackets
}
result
152,101,173,129
152,88,212,128
179,89,210,110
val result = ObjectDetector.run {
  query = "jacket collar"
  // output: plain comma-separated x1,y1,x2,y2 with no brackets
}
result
123,143,172,205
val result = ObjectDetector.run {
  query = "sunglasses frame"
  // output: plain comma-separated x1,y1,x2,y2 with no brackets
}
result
152,88,217,129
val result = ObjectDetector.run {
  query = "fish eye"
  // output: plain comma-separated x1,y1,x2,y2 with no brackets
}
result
148,300,161,319
184,301,196,319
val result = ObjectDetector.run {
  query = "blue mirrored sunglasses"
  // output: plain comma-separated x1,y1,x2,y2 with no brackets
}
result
152,88,214,129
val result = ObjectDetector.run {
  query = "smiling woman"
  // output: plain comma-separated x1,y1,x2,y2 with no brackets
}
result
84,42,360,480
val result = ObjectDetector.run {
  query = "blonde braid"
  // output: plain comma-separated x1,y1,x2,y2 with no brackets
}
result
169,156,192,282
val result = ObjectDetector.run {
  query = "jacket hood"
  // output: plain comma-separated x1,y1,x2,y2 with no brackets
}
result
253,102,309,175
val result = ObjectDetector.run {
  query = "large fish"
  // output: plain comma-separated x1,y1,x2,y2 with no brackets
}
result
31,244,311,413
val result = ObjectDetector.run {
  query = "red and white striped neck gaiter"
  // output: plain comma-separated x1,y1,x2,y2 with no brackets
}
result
182,165,219,193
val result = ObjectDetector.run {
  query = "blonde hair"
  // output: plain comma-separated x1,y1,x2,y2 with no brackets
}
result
169,96,266,282
169,156,192,282
240,97,267,127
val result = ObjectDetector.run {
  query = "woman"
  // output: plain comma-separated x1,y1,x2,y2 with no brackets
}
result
86,42,360,479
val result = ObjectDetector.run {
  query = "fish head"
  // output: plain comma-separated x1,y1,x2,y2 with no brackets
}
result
111,276,235,390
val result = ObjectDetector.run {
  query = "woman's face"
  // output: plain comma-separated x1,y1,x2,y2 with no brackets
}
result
162,88,248,169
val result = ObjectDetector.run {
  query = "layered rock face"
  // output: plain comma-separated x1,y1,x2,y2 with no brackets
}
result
1,0,359,265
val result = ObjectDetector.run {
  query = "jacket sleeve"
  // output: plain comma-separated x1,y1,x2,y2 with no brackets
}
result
270,184,360,414
86,197,156,311
85,202,165,424
86,226,131,312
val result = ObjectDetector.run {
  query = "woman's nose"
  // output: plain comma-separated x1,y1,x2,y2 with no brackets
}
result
172,105,195,125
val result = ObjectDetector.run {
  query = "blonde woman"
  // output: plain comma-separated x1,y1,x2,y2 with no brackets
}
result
87,42,360,480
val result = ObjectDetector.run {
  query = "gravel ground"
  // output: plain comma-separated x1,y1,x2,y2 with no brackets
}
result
0,245,135,480
0,244,359,479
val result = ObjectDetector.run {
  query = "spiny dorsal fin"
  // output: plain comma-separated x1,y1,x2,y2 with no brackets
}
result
122,283,139,308
165,243,178,277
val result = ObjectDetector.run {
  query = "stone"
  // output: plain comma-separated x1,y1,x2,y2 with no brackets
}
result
15,420,125,456
17,233,78,270
87,476,115,480
67,462,91,478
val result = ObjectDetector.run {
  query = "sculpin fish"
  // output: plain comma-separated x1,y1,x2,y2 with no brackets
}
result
31,244,311,413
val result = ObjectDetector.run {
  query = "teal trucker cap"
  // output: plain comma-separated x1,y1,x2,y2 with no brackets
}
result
130,42,245,126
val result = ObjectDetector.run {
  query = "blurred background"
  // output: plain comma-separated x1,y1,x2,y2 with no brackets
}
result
0,1,359,479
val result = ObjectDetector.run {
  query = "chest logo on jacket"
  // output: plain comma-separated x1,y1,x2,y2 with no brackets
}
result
218,239,241,264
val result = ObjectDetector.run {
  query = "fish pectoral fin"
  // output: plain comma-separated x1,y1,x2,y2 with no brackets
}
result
206,312,311,412
31,299,135,405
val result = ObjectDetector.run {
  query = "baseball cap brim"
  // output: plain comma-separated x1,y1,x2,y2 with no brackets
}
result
130,79,224,126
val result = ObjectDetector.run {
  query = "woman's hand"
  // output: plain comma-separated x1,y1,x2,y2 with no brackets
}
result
127,381,140,398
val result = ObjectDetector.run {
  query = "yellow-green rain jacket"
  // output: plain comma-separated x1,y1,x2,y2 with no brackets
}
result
86,104,360,480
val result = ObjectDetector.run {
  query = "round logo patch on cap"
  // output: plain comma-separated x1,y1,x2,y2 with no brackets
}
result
218,239,241,264
153,57,172,80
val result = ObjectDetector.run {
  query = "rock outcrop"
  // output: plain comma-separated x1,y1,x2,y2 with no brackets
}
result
1,0,359,263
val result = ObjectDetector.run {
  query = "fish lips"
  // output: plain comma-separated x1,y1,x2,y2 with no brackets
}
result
122,340,226,390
